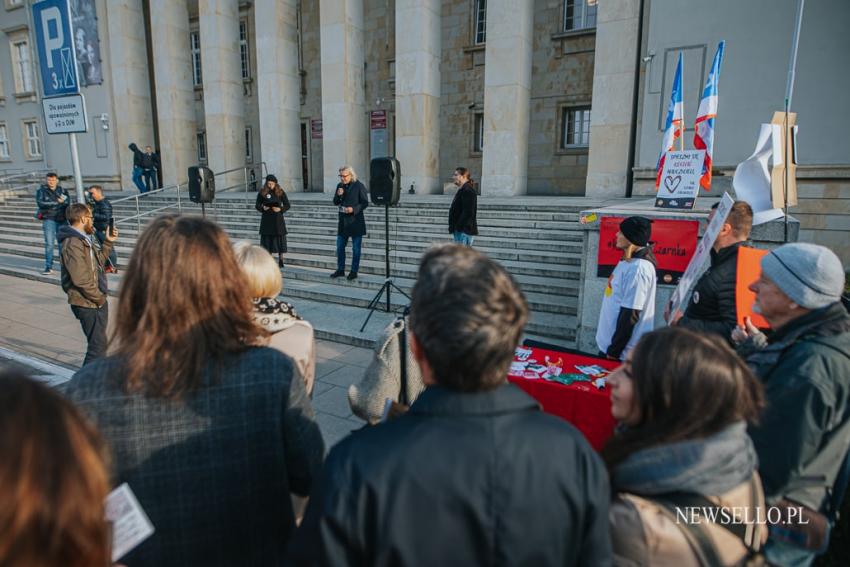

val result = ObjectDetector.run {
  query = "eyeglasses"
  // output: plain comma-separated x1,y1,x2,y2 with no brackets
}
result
338,174,350,178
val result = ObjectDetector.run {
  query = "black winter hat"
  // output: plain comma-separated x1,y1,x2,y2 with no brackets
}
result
265,174,278,183
619,216,653,247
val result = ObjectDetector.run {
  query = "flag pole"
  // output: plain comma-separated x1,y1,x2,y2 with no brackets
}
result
784,0,805,243
679,53,685,151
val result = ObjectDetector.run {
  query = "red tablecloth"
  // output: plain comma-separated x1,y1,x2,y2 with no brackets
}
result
508,347,619,451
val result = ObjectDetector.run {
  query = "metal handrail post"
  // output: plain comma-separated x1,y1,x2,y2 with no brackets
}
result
135,195,141,233
243,168,248,192
176,183,182,213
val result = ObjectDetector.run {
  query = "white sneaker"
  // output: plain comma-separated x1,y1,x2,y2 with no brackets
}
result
41,268,53,275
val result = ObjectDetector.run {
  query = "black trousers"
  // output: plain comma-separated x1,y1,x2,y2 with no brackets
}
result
71,303,109,366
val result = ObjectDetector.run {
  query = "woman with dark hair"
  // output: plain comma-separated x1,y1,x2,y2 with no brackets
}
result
63,215,325,566
0,371,111,567
604,327,767,566
448,167,478,246
256,174,291,267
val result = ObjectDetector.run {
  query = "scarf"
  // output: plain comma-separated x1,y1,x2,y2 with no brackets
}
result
612,422,758,497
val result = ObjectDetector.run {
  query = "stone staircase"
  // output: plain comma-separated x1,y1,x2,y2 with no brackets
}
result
0,189,608,348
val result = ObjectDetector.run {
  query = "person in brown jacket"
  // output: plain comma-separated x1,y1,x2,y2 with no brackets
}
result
604,327,768,566
58,203,117,366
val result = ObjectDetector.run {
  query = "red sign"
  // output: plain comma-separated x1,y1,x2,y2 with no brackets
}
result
370,110,387,130
311,119,322,139
597,217,699,285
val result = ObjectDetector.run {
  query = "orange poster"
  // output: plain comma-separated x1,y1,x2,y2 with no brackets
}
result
736,246,770,329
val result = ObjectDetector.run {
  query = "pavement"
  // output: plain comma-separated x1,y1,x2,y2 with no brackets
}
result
0,273,373,449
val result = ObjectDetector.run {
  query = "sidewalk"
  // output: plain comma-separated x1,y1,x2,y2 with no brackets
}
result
0,273,372,448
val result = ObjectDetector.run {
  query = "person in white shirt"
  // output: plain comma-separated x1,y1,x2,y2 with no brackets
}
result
596,216,657,361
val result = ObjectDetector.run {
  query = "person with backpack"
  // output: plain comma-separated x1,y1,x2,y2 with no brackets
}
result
733,243,850,567
605,327,768,566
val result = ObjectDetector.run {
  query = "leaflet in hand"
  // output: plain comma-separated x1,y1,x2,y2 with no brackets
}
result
106,483,155,562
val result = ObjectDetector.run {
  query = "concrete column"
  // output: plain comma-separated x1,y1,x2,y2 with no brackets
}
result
584,0,640,197
255,0,302,191
105,0,154,190
319,0,366,193
150,0,196,186
395,0,441,194
480,0,533,196
199,0,246,190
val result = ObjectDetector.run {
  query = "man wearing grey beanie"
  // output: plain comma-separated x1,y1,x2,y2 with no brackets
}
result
734,243,850,566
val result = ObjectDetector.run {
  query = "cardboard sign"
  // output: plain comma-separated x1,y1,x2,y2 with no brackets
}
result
736,246,770,329
668,192,735,317
770,111,798,208
655,150,706,209
597,217,699,285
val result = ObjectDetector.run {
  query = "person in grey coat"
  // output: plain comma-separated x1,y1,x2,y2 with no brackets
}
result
62,216,324,567
288,244,611,566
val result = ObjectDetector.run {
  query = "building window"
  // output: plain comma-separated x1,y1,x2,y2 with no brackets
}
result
560,106,591,148
10,35,34,94
196,131,207,163
190,30,202,86
472,112,484,153
239,19,250,80
473,0,486,45
22,119,42,159
0,124,9,159
564,0,597,32
244,126,253,162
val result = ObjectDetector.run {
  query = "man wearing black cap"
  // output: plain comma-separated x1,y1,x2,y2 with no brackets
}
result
596,216,657,360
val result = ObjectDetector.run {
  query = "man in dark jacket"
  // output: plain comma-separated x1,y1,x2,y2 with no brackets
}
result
87,185,118,273
448,167,478,246
734,243,850,567
129,143,159,192
670,200,753,344
59,203,117,366
289,244,612,566
35,172,69,274
330,165,369,280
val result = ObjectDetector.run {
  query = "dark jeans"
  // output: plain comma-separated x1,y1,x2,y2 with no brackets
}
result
94,229,118,269
336,234,362,273
71,303,108,366
142,168,156,193
132,165,147,193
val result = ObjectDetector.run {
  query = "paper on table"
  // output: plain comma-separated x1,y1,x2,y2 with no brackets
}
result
733,124,785,226
106,483,155,562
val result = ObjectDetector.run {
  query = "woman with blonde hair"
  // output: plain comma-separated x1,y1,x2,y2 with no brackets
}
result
0,371,111,567
63,215,324,566
233,240,316,395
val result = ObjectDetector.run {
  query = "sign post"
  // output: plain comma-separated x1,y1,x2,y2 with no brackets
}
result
32,0,85,204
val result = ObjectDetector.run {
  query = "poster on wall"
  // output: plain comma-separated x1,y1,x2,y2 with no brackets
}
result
71,0,103,86
597,217,699,285
311,119,323,139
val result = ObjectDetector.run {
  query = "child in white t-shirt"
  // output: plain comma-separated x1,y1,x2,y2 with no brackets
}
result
596,216,658,360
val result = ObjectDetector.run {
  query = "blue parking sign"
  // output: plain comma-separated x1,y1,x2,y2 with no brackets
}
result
32,0,79,97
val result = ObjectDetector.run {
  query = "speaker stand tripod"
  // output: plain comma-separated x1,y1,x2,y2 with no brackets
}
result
360,204,409,332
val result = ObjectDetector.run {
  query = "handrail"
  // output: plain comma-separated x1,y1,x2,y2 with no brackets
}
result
214,162,267,193
112,182,185,234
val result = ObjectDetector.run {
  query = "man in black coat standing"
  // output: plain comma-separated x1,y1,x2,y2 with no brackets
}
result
448,166,478,246
331,165,369,280
289,244,612,567
668,200,753,344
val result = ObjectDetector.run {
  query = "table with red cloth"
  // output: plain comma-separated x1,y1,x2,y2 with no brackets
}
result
507,346,619,451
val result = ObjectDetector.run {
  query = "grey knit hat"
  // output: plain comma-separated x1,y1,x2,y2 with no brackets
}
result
760,243,846,309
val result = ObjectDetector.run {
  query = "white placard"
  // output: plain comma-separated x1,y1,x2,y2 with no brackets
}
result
668,192,735,317
655,149,706,209
41,93,88,134
105,483,155,562
732,124,785,225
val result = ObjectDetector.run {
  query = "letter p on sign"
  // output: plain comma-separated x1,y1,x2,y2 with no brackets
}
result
41,7,63,69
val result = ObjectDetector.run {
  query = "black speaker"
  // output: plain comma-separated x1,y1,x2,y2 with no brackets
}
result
188,165,215,203
370,157,400,206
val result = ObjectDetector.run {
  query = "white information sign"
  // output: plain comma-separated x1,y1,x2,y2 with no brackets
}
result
41,93,88,134
105,483,155,562
655,149,706,210
668,192,735,318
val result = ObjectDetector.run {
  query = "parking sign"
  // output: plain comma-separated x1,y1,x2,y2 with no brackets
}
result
32,0,79,97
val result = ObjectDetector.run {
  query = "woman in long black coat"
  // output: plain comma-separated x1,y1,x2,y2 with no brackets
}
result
255,174,291,267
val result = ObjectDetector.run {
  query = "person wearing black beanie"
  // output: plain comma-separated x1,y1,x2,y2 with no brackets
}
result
596,216,658,360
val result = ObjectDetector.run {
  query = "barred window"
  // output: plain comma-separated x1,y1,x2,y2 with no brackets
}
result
239,20,250,80
473,112,484,153
244,126,253,162
474,0,486,45
190,31,202,86
196,131,207,162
